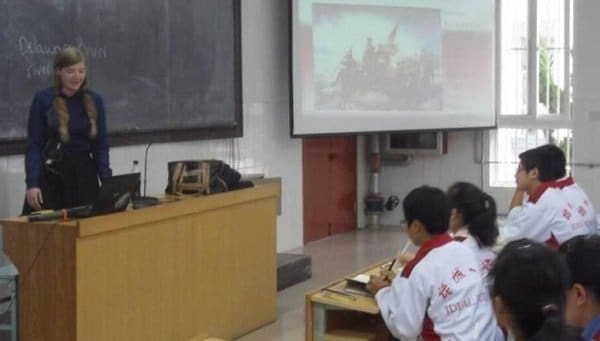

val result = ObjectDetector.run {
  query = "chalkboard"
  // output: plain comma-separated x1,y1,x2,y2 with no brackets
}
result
0,0,242,154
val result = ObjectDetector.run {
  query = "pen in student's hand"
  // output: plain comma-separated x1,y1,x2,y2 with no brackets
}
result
392,240,412,269
400,239,411,256
387,258,396,271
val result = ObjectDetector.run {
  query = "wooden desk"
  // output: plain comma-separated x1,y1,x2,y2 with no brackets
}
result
1,183,279,341
305,260,394,341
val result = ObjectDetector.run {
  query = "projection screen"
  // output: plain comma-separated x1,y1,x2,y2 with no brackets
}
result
290,0,496,136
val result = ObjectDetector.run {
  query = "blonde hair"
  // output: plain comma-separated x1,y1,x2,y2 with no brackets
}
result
53,47,97,142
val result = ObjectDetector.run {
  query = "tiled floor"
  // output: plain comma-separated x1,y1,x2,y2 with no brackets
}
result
236,226,408,341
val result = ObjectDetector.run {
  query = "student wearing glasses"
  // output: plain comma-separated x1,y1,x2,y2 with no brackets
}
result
501,144,597,248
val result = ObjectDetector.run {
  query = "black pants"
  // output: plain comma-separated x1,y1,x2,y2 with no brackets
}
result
22,153,99,215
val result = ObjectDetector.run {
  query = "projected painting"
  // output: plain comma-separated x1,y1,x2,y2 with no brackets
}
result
291,0,496,135
313,4,441,111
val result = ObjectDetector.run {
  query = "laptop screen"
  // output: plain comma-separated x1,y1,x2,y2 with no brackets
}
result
87,173,140,216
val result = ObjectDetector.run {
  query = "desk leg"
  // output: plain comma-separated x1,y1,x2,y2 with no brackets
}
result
11,277,17,341
313,303,326,341
10,298,16,341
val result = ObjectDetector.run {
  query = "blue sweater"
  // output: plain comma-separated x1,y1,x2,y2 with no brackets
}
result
25,87,112,188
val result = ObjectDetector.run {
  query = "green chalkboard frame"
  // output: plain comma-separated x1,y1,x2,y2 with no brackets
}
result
0,0,242,155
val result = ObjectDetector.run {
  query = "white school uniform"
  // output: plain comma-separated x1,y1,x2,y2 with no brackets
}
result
375,233,502,341
501,177,597,248
562,182,598,234
453,229,496,279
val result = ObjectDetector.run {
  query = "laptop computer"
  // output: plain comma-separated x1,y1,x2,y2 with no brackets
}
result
69,173,141,218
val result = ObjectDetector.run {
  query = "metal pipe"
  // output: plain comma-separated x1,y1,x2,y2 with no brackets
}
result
366,134,383,229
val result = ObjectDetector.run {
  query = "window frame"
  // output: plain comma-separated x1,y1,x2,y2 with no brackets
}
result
485,0,573,212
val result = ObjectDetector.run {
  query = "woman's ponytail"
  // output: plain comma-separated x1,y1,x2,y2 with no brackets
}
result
447,182,498,247
82,92,98,139
53,93,70,142
52,89,98,142
467,192,499,247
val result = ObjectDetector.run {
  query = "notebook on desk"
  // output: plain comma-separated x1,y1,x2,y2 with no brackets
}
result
69,173,140,218
344,274,374,297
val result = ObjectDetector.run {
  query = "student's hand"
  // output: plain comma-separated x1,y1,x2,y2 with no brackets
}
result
397,251,415,266
378,268,396,282
367,274,391,295
26,187,43,211
509,189,526,210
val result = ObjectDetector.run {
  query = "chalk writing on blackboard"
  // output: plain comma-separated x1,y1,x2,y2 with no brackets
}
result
0,0,242,154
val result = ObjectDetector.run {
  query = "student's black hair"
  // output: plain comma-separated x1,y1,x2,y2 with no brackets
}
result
490,239,581,341
539,144,567,179
402,186,450,235
559,235,600,301
519,144,566,182
447,182,498,247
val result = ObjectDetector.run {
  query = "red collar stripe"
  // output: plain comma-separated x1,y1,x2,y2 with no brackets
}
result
528,177,574,203
400,234,452,341
545,233,560,249
421,316,441,341
401,233,453,278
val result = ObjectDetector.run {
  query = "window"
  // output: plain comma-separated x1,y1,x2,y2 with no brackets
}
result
489,128,571,187
488,0,573,188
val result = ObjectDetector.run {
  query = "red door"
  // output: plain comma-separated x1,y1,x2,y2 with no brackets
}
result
303,136,357,244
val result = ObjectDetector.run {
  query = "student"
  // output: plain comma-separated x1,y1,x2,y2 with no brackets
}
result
559,235,600,340
367,186,502,340
543,145,595,228
502,144,597,248
23,47,112,214
447,182,498,278
490,239,581,341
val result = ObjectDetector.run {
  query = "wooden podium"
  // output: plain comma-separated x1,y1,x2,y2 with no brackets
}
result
1,183,279,341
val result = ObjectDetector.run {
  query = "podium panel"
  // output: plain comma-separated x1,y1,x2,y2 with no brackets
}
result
2,183,279,341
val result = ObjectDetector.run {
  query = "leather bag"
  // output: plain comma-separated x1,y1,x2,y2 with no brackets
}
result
165,160,241,195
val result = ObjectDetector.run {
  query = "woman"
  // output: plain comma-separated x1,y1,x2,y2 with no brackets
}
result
490,239,581,341
447,181,499,277
23,47,111,214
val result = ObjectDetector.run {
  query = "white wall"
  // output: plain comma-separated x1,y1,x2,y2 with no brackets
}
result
375,131,483,226
0,0,303,255
376,0,600,226
571,0,600,209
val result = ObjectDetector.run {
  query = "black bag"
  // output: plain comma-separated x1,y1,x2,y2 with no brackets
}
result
165,160,242,195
